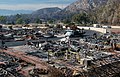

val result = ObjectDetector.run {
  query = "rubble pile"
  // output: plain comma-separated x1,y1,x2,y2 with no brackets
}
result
86,55,120,77
0,52,25,77
0,26,120,77
0,50,65,77
77,61,120,77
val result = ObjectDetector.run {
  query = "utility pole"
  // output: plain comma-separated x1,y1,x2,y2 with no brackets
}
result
46,39,50,63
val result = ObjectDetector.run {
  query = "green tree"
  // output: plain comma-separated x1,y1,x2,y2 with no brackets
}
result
72,13,90,25
35,18,42,24
0,16,6,24
68,22,75,26
48,20,54,24
88,12,97,24
16,18,24,24
16,14,22,19
24,19,30,24
62,19,71,24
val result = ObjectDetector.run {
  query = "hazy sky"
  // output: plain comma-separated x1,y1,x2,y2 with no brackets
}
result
0,0,75,10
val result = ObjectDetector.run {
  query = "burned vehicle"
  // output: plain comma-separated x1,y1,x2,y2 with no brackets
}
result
64,29,85,37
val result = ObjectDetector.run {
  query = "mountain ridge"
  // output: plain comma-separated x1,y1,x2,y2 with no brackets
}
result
50,0,108,20
63,0,108,13
95,0,120,25
0,9,33,16
31,7,61,19
0,0,120,25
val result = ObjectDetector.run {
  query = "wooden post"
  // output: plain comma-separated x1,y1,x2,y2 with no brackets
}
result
65,50,68,60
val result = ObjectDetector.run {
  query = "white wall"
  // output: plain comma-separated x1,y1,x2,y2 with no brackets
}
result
77,26,107,33
111,26,120,29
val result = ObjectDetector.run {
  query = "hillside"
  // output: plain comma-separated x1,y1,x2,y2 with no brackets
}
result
52,0,108,20
31,7,61,20
55,0,120,25
26,0,109,20
95,0,120,25
0,0,120,25
64,0,108,13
